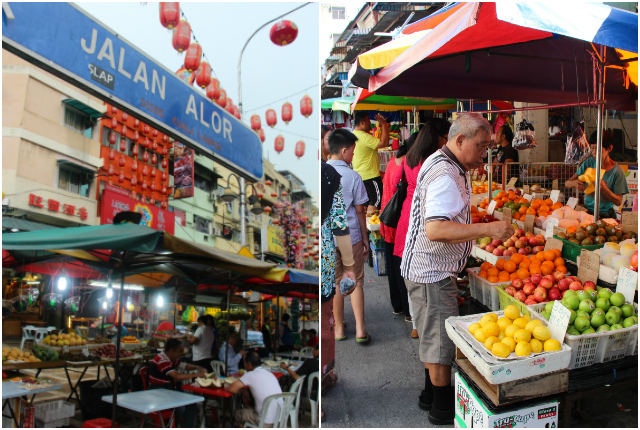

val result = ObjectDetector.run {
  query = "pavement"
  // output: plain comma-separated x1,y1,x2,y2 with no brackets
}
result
322,263,638,428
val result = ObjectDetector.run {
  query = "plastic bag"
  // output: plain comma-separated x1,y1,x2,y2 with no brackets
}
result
564,125,590,165
513,119,537,150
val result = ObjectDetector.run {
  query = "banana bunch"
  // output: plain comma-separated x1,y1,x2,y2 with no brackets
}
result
578,168,605,194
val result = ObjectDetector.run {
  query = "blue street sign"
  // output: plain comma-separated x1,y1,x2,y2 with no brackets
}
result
2,2,263,180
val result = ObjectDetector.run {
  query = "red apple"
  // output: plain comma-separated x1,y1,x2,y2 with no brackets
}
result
532,246,545,254
518,248,531,255
503,249,513,257
486,244,496,253
523,282,536,296
531,274,543,286
525,298,538,306
528,237,539,247
523,277,532,285
478,243,487,249
515,240,525,249
569,281,583,291
514,291,527,302
492,239,502,247
498,245,506,250
548,287,561,301
515,228,525,238
505,286,516,297
566,276,578,283
492,248,504,256
539,277,554,290
552,271,565,282
583,281,596,290
534,287,547,302
504,239,515,248
525,231,534,238
511,279,524,290
483,215,494,223
472,216,481,224
508,246,518,254
557,279,570,291
535,233,546,243
515,189,522,196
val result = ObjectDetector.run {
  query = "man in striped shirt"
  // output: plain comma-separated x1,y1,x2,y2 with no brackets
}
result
401,114,513,425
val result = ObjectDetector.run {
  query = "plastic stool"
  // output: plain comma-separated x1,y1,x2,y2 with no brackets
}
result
83,418,118,427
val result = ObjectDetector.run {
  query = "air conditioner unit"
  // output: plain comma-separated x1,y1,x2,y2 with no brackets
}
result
209,191,217,201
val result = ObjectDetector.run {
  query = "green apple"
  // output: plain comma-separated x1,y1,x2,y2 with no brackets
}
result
610,324,624,330
567,326,580,336
582,328,596,334
598,289,613,300
576,291,590,302
541,310,551,320
579,299,595,313
576,311,590,321
596,325,611,333
564,295,580,311
563,290,577,298
584,289,597,301
590,312,605,328
593,308,605,316
605,311,620,325
622,317,637,328
609,306,623,318
574,316,590,332
595,298,610,312
609,293,625,307
545,301,555,314
569,309,577,325
621,304,635,318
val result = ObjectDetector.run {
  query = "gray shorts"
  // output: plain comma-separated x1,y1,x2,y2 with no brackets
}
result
405,276,459,365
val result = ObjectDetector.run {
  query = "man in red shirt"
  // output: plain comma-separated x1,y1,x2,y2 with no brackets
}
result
306,329,319,348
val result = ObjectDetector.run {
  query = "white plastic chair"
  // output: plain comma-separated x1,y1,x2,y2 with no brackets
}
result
299,347,313,355
209,360,226,377
288,375,306,428
243,392,296,428
20,325,37,350
33,328,49,341
307,372,319,427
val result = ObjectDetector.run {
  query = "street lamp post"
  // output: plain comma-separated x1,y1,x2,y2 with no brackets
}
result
219,173,264,246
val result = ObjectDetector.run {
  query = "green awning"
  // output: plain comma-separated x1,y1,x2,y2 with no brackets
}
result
62,99,107,120
2,217,56,232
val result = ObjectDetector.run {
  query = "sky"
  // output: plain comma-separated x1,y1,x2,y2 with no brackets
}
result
77,2,320,201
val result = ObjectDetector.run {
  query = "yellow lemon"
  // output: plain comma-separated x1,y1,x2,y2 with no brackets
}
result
525,320,543,332
530,339,543,353
482,322,500,338
515,341,532,357
514,329,532,343
474,328,487,343
501,336,516,353
533,326,552,342
513,317,528,329
497,317,512,331
491,342,510,358
503,305,520,320
522,314,532,322
484,336,500,350
480,313,498,327
468,323,481,334
544,339,562,351
505,324,520,338
497,331,506,341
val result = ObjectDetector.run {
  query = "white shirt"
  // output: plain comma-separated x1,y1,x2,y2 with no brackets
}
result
218,342,243,374
191,325,214,361
239,367,283,425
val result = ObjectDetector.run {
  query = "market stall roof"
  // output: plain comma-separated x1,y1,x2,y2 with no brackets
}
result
322,92,457,113
350,2,638,110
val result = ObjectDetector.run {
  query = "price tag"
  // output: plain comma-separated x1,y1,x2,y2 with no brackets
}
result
566,197,578,209
577,249,600,284
62,345,70,354
523,193,532,202
524,214,535,233
616,266,638,305
545,217,560,238
548,300,571,342
503,208,512,224
523,185,531,194
487,200,497,215
544,237,564,252
553,226,567,236
575,205,588,212
549,190,560,203
622,211,638,234
506,177,518,190
552,179,559,191
82,346,89,357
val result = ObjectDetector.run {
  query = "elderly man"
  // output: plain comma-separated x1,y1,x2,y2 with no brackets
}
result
401,114,513,425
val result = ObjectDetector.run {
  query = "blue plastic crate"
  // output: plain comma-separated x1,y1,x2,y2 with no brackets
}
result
371,242,387,276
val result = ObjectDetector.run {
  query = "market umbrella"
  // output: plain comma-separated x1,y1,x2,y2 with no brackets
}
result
321,93,456,113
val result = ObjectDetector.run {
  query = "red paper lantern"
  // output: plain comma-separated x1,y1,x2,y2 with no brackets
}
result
250,114,261,131
303,253,309,258
143,138,149,148
109,132,116,146
307,245,313,250
159,2,180,29
142,165,148,177
265,109,277,128
313,241,319,246
121,125,128,138
150,197,155,205
152,129,158,138
172,20,191,52
131,175,137,186
184,42,202,72
151,182,156,191
195,61,212,88
225,98,234,113
271,192,277,198
143,151,149,163
162,158,168,168
273,219,280,225
132,144,139,157
281,102,293,124
111,117,118,128
300,95,313,117
108,164,114,175
152,141,158,151
111,106,118,115
143,125,150,136
300,234,307,239
274,135,284,154
216,89,227,107
313,256,319,261
133,119,139,128
265,180,272,186
152,153,158,165
269,20,298,46
132,131,139,141
263,206,272,214
162,187,168,195
162,171,167,181
118,172,125,184
295,140,306,158
306,224,312,230
142,182,147,192
161,201,167,209
232,105,241,120
119,138,127,153
119,156,126,167
206,79,220,101
122,112,128,122
151,168,157,178
163,135,168,143
257,193,264,199
131,159,138,172
258,128,265,143
281,191,288,197
109,148,115,161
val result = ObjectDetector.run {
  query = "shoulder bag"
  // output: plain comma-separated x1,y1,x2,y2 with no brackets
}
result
379,162,408,228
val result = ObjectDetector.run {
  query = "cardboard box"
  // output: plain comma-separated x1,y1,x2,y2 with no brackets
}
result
454,372,559,428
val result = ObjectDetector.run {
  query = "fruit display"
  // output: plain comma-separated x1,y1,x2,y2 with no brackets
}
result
60,351,100,362
466,307,561,359
476,229,547,258
578,168,605,195
368,214,380,225
213,310,252,322
121,336,140,344
95,344,135,359
88,336,111,344
131,346,154,355
477,247,565,285
146,338,162,349
31,344,59,362
536,205,595,231
555,219,636,246
195,377,224,388
472,181,502,195
43,333,87,347
2,346,42,363
470,206,498,224
592,241,638,270
535,290,638,335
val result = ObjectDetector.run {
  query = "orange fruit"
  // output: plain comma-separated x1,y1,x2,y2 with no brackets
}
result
510,254,524,264
471,205,478,213
479,211,488,217
519,259,531,269
479,202,487,209
541,264,554,276
525,208,536,215
478,270,488,279
504,261,517,273
502,197,510,204
544,250,556,261
544,198,553,206
519,206,527,215
530,202,540,210
495,259,506,271
487,275,499,283
553,249,562,258
567,226,577,234
516,268,530,280
513,213,522,221
481,262,493,271
496,200,504,208
498,272,510,282
487,267,499,277
497,191,507,198
510,272,519,280
556,265,568,274
539,205,550,213
553,257,565,267
552,202,563,210
529,266,542,275
536,251,546,262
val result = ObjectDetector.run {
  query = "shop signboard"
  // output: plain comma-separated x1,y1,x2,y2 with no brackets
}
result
173,142,194,200
101,186,175,234
2,2,263,181
262,225,285,257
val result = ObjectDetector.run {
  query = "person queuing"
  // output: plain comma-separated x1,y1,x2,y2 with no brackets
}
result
392,119,451,340
277,313,294,353
218,332,246,375
565,130,629,219
187,315,215,372
320,160,355,423
149,338,207,428
401,114,513,425
228,350,284,427
352,111,390,212
327,129,370,344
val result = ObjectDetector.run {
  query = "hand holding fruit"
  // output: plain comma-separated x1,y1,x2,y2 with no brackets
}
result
485,221,514,243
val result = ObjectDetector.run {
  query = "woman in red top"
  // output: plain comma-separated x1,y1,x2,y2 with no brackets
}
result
380,132,418,329
392,118,451,332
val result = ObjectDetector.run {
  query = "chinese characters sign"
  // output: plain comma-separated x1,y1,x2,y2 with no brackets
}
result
100,188,175,233
173,142,194,200
29,194,89,220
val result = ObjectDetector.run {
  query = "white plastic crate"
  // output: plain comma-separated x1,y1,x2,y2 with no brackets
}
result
34,400,75,423
466,267,506,311
528,302,638,369
35,417,70,428
470,245,499,265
